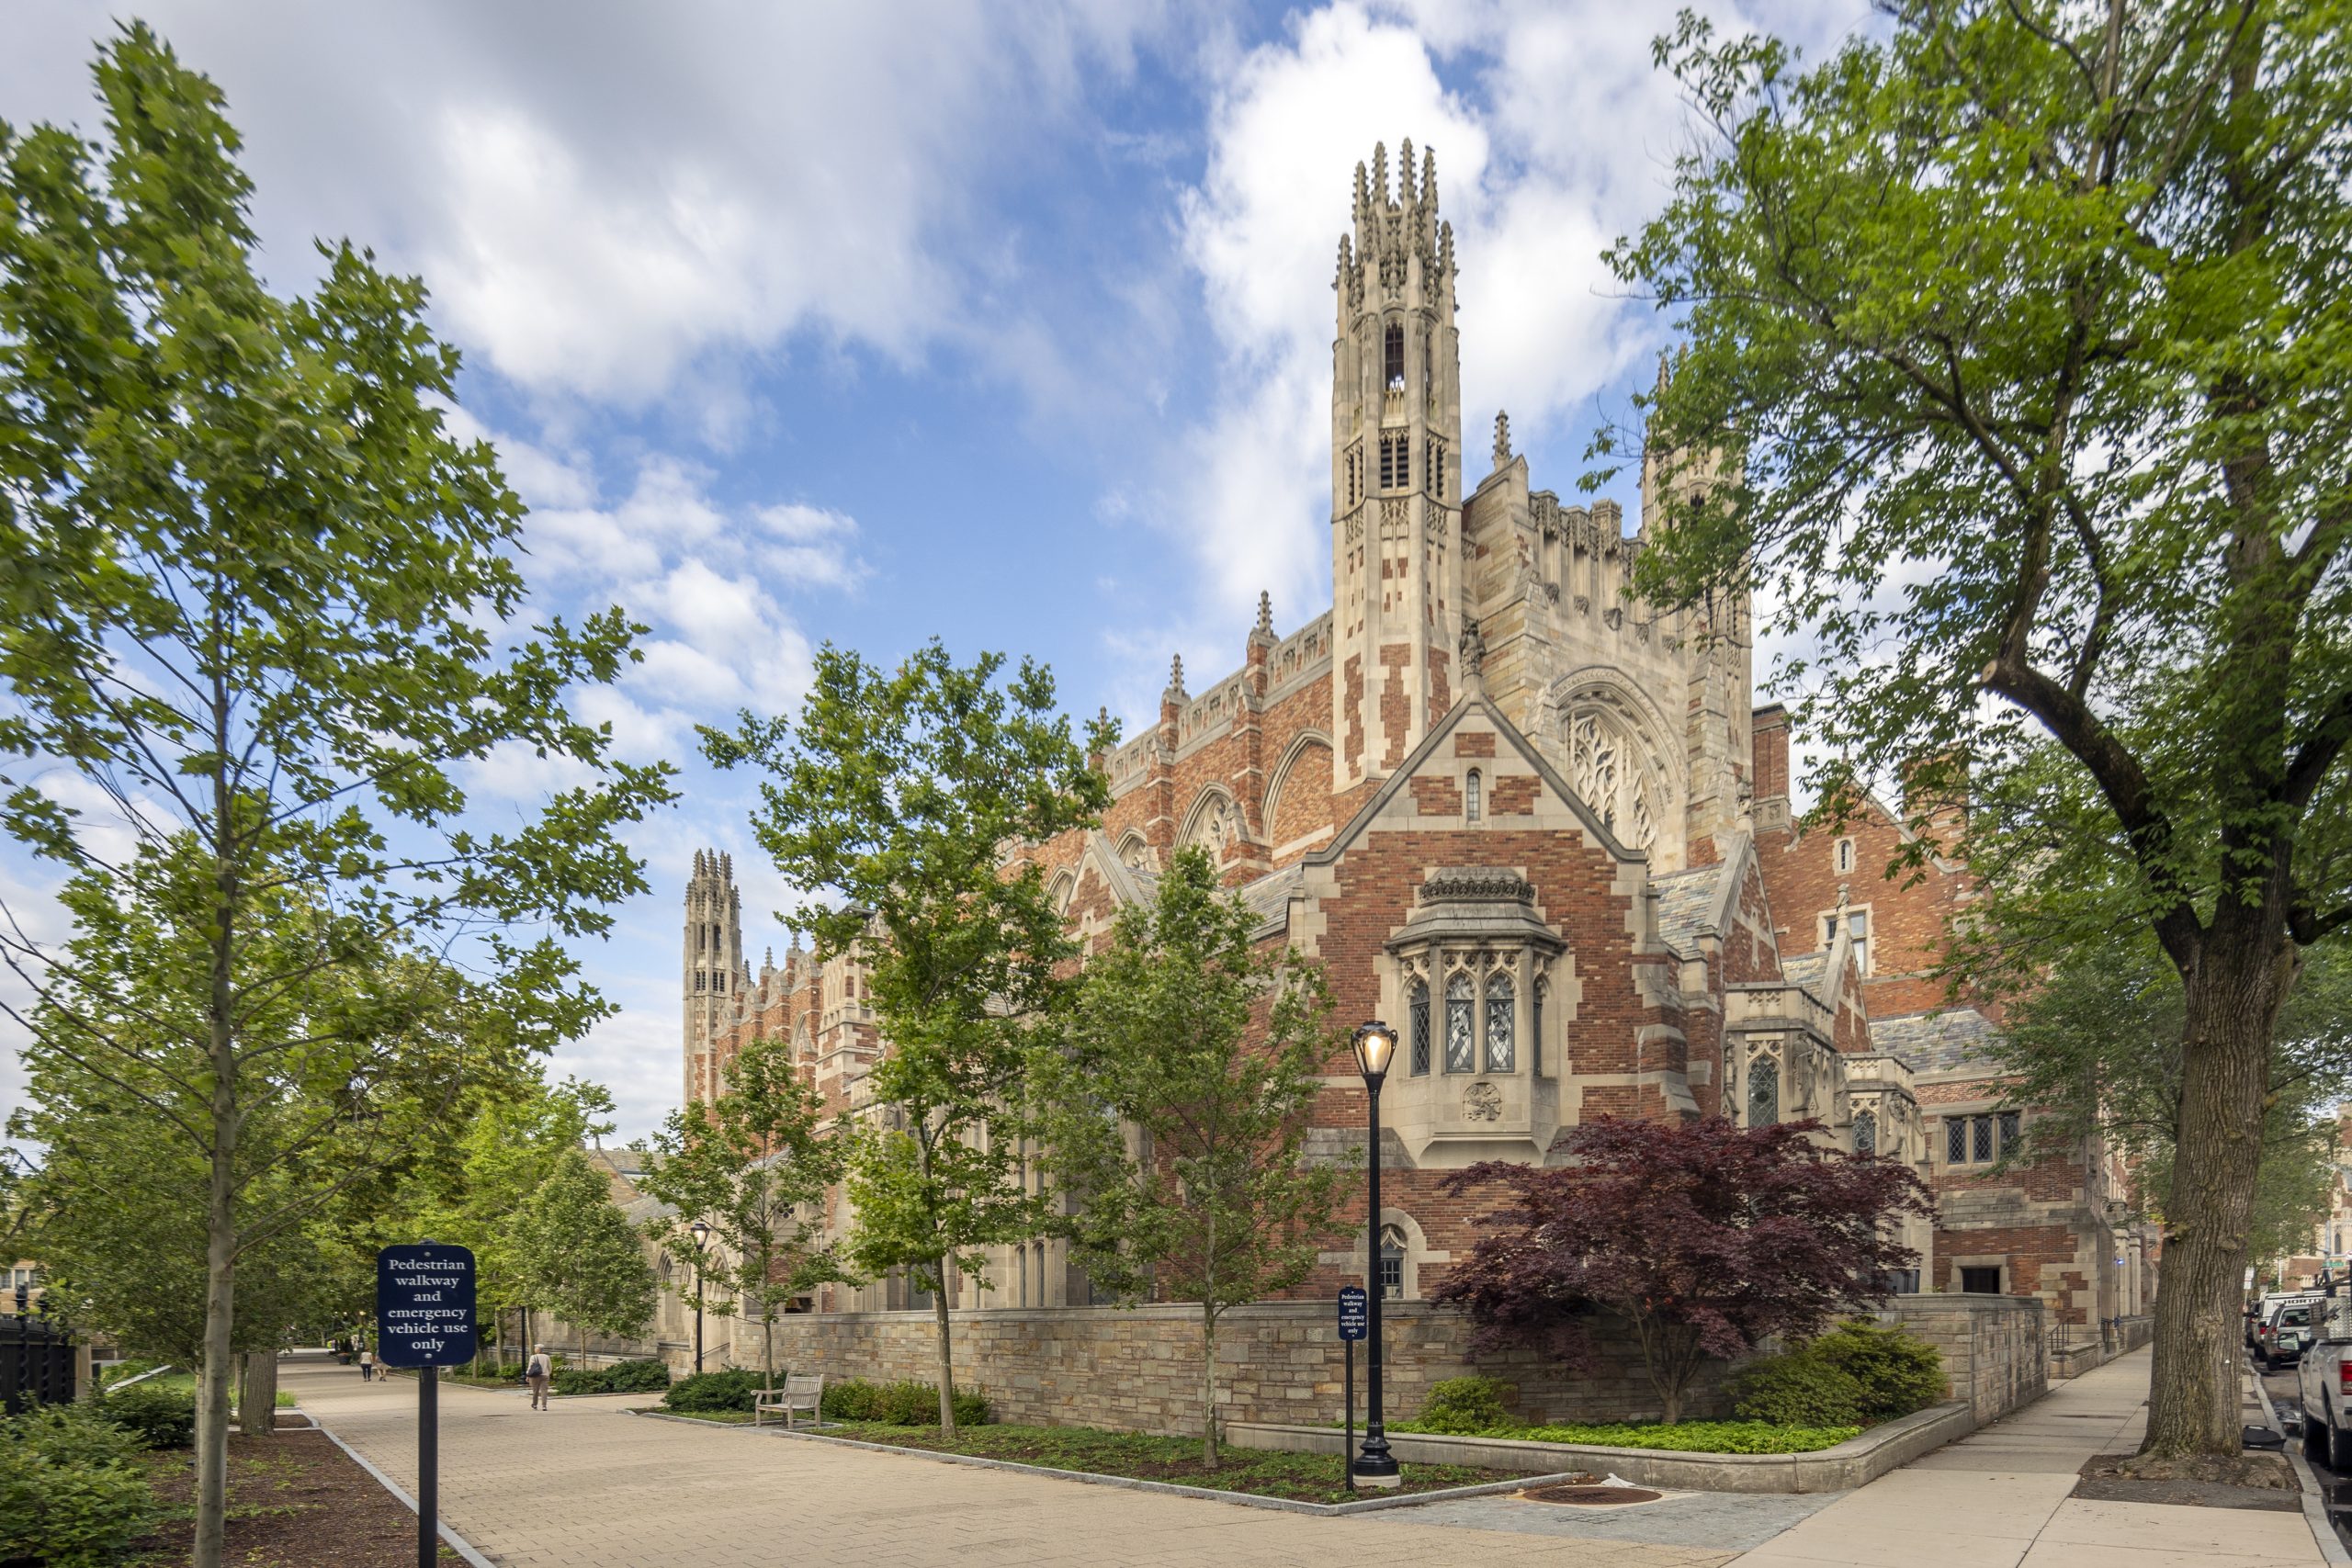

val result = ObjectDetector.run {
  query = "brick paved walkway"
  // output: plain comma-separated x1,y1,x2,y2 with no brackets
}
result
286,1355,1734,1568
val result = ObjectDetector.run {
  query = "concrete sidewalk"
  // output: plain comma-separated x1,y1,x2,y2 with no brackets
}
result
1728,1348,2321,1568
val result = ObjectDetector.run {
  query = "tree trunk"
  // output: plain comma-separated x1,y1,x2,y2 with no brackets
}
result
1201,1306,1219,1471
762,1310,775,1393
932,1258,956,1433
194,959,241,1568
241,1351,278,1438
2141,936,2286,1458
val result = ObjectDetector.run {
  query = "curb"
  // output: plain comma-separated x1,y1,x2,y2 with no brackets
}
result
620,1408,1591,1517
298,1413,500,1567
2245,1359,2350,1566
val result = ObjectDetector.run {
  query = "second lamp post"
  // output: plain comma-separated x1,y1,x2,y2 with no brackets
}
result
1350,1019,1400,1488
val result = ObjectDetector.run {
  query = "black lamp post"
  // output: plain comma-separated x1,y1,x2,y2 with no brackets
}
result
1350,1019,1400,1489
689,1220,712,1373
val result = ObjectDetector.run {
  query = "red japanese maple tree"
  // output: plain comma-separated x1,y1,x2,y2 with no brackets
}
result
1432,1116,1934,1423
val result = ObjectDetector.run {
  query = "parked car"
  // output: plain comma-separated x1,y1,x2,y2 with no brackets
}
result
2259,1297,2318,1370
2299,1298,2352,1468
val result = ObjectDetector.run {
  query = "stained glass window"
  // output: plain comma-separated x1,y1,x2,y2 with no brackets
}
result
1853,1110,1877,1155
1485,970,1514,1072
1408,979,1430,1077
1748,1057,1779,1126
1445,974,1475,1072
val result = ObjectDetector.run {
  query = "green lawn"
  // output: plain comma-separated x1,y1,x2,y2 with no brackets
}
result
130,1371,297,1408
1380,1416,1862,1454
810,1420,1515,1504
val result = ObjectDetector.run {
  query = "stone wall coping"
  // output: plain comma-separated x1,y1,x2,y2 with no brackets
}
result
789,1300,1467,1328
1224,1399,1975,1495
622,1409,1595,1517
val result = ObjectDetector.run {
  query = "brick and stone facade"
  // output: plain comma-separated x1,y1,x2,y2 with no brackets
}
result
663,141,2151,1365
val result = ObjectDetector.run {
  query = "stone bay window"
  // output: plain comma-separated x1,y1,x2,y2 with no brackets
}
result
1380,869,1566,1159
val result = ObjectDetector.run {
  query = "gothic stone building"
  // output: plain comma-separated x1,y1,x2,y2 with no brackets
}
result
678,142,2153,1334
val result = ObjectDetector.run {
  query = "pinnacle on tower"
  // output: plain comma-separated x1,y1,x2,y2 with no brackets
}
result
1256,591,1273,637
1398,137,1417,205
1421,145,1438,220
1166,653,1187,698
1371,141,1388,206
1494,410,1512,469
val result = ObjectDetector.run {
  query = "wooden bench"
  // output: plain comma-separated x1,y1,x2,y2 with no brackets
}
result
752,1373,823,1430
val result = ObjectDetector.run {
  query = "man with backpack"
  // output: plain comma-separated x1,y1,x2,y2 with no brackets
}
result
526,1345,552,1410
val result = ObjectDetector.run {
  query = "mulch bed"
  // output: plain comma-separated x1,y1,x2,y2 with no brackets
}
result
129,1416,464,1565
2072,1450,2300,1512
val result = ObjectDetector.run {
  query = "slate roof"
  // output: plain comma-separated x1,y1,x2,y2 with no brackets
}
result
1871,1008,2002,1075
1237,863,1304,928
1651,863,1728,957
1779,951,1830,1004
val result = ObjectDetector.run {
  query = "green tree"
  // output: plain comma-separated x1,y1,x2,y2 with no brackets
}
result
1988,924,2350,1267
705,640,1114,1430
1603,1,2352,1457
0,29,671,1558
512,1150,658,1369
639,1037,848,1389
1040,846,1349,1468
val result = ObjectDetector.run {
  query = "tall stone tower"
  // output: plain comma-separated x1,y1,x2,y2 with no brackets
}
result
682,849,743,1106
1330,139,1464,793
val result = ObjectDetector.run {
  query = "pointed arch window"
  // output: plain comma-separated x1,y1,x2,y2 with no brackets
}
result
1532,978,1547,1076
1384,321,1405,390
1444,973,1476,1073
1465,769,1482,821
1408,978,1431,1077
1748,1056,1780,1126
1853,1109,1878,1155
1378,1224,1408,1299
1484,970,1515,1072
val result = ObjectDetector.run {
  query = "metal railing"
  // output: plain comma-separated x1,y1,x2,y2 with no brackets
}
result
1,1312,77,1413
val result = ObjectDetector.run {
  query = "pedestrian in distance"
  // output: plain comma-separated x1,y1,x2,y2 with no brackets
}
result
526,1345,552,1411
359,1346,375,1382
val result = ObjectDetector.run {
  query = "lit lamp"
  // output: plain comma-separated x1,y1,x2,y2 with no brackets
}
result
1350,1019,1401,1488
689,1220,713,1374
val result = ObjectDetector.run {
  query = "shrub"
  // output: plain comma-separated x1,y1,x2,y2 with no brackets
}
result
601,1358,674,1393
0,1403,163,1567
663,1370,763,1414
100,1380,198,1450
1728,1350,1864,1427
548,1358,672,1395
1416,1376,1516,1434
1805,1319,1947,1422
821,1377,990,1427
1730,1319,1947,1428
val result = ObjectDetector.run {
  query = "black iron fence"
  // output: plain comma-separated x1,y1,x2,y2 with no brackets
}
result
1,1312,77,1413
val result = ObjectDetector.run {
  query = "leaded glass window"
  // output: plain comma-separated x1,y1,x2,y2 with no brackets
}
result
1853,1110,1877,1155
1748,1057,1779,1126
1947,1117,1968,1163
1408,979,1430,1077
1444,974,1475,1072
1484,970,1514,1072
1997,1111,2020,1154
1972,1114,1994,1162
1465,769,1481,821
1378,1224,1407,1299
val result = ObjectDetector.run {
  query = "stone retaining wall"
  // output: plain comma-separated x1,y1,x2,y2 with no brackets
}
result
737,1301,1737,1435
1880,1294,2046,1422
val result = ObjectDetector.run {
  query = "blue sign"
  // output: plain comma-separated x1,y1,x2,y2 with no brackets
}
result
1338,1285,1368,1342
376,1244,477,1368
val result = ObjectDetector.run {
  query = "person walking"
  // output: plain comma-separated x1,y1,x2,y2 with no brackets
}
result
526,1345,552,1411
358,1345,375,1382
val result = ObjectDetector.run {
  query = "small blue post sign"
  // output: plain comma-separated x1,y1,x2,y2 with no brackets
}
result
1338,1285,1368,1342
376,1243,477,1368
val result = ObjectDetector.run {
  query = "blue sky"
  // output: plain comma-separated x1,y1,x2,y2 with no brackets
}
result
1,0,1860,1143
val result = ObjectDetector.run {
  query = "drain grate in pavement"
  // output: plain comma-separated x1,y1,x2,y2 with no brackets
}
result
1521,1483,1665,1506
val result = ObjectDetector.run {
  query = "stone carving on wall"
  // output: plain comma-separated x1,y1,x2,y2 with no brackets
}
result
1458,616,1486,677
1566,705,1664,854
1464,1080,1503,1121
